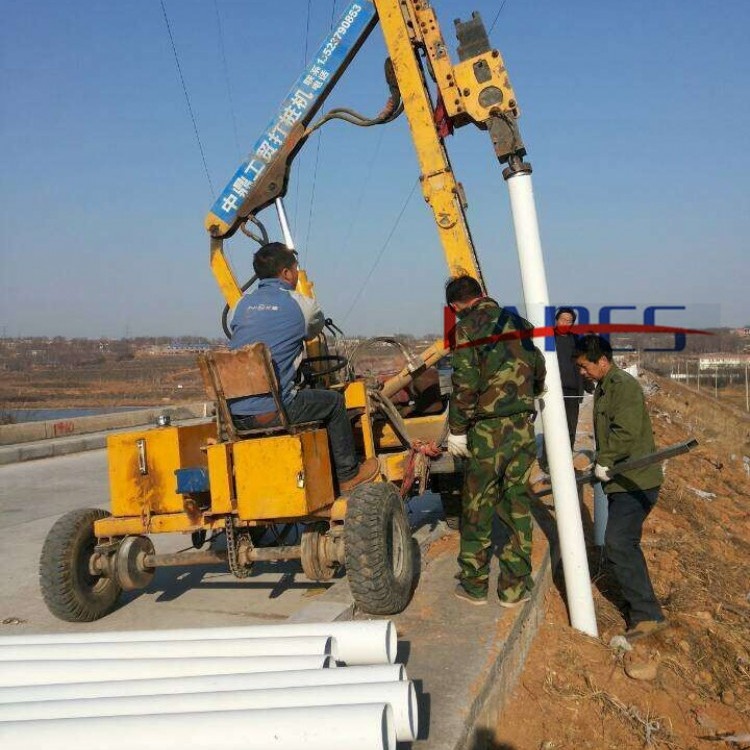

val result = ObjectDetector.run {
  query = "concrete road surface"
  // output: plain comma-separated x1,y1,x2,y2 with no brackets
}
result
0,450,351,636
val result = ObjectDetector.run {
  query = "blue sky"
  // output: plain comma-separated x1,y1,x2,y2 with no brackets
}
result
1,0,748,339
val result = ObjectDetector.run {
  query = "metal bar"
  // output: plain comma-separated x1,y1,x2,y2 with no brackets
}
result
275,198,295,250
247,545,302,561
144,544,303,569
536,439,698,499
144,550,227,567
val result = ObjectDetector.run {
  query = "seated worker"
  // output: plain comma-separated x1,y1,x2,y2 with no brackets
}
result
228,242,378,492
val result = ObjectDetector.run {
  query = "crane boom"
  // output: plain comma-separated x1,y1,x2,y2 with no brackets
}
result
205,0,525,309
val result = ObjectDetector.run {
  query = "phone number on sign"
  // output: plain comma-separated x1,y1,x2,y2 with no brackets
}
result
317,4,363,66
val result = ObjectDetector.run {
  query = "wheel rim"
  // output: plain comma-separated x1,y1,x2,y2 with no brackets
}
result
389,514,405,578
76,538,106,597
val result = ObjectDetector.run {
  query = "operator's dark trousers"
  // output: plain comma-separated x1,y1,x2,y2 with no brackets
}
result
604,488,665,626
233,389,359,482
563,396,581,449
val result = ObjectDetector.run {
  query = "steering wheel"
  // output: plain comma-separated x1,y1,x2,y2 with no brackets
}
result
299,355,349,386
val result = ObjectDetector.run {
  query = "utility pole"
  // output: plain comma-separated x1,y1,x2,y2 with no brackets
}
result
745,363,748,412
714,366,719,399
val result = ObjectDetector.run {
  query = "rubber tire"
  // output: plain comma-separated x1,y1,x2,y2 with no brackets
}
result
344,482,415,615
39,508,122,622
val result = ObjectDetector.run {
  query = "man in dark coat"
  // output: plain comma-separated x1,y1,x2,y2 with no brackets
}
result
553,307,585,448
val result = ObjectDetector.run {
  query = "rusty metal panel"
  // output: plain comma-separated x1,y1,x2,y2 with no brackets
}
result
94,511,223,538
207,442,234,514
233,430,334,521
107,423,216,519
299,429,335,514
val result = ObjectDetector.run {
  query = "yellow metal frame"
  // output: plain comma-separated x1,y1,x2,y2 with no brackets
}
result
373,0,483,286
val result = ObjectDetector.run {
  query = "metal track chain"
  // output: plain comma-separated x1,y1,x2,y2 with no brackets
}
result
225,517,253,579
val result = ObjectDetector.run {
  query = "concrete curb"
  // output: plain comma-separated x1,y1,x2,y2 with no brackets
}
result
460,544,555,749
0,403,213,446
0,434,109,465
288,512,451,624
0,418,212,466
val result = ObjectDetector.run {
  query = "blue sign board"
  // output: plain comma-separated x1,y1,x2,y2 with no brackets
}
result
208,1,378,235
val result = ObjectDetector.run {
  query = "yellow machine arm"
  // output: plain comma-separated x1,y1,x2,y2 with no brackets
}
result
207,1,527,385
374,1,526,394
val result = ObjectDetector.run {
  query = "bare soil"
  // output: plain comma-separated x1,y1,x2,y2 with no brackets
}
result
0,342,409,413
0,352,206,410
495,374,750,749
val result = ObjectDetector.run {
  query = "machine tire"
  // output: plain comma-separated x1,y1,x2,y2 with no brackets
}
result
39,508,122,622
344,482,415,615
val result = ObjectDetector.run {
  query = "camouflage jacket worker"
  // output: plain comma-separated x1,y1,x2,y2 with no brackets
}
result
594,365,662,494
449,298,546,435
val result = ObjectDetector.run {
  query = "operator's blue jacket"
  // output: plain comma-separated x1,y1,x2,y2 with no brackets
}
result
228,278,325,416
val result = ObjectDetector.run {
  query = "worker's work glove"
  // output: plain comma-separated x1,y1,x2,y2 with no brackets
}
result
446,433,470,459
594,463,612,482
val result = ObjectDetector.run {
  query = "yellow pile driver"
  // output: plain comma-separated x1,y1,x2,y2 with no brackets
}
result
40,0,529,620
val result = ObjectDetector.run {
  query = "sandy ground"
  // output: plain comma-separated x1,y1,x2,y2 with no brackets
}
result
495,374,750,749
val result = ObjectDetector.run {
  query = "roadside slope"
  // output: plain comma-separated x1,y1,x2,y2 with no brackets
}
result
495,374,750,749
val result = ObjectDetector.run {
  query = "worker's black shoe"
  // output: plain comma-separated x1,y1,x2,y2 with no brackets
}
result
339,458,380,493
454,583,487,606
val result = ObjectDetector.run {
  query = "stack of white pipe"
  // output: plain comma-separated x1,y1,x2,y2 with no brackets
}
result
0,619,417,750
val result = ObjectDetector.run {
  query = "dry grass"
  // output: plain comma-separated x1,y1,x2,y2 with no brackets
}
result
543,668,678,748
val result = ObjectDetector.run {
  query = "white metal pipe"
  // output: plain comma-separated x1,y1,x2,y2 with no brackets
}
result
0,654,332,688
0,634,336,663
0,680,418,741
0,664,406,705
505,169,598,637
0,704,396,750
0,620,396,666
275,197,296,250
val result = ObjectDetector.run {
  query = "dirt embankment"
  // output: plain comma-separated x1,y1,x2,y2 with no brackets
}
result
496,373,750,750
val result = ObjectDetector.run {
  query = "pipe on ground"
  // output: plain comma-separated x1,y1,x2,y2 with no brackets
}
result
0,619,395,665
0,663,406,705
0,703,396,750
0,635,336,663
0,680,418,741
0,654,332,688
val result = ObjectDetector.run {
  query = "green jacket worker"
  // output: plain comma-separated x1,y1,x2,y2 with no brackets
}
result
574,334,665,640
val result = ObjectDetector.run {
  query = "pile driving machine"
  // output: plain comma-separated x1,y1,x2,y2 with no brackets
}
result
40,0,531,620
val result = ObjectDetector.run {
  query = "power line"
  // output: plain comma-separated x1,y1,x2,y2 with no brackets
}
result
337,128,386,254
213,0,241,159
302,132,323,264
160,0,215,196
489,0,510,34
341,179,420,324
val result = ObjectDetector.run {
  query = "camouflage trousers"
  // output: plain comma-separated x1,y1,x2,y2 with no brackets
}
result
458,411,536,602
